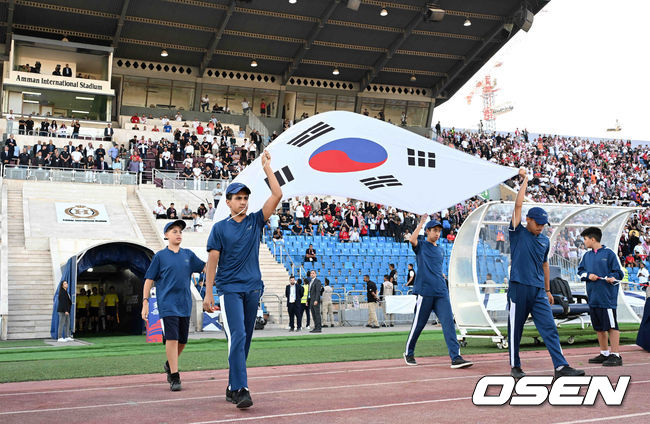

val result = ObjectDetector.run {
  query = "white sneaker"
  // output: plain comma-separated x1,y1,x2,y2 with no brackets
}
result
65,337,74,342
306,326,310,330
57,338,66,342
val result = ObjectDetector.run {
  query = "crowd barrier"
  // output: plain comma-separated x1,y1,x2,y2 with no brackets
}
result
1,164,141,185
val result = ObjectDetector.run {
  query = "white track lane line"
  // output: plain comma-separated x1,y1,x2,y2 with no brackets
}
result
552,412,650,424
2,363,649,416
0,349,632,397
190,397,474,424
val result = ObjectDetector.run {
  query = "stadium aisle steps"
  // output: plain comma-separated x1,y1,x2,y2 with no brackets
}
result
127,190,165,250
5,182,53,339
258,245,290,325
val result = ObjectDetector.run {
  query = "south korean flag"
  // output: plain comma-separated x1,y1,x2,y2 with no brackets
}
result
214,111,516,221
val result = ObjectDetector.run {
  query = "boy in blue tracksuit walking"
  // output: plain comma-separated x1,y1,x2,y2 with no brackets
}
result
578,227,625,366
203,150,282,409
508,168,584,378
403,214,473,369
142,220,206,391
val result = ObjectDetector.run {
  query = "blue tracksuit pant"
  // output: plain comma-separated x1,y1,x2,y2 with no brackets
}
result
405,294,461,361
220,289,262,391
507,282,568,369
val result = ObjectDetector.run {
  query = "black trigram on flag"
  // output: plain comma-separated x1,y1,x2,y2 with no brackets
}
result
265,165,294,188
288,122,335,147
407,148,436,168
360,175,402,190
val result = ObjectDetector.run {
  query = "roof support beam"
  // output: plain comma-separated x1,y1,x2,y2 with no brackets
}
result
359,4,426,90
431,23,505,99
199,0,237,76
282,0,340,85
112,0,130,47
5,0,15,55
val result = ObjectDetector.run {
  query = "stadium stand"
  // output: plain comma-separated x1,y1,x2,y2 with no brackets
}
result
265,227,511,301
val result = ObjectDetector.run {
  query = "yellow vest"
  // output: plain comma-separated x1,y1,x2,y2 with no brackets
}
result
301,283,309,304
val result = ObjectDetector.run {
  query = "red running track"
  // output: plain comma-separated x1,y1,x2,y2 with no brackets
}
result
0,345,648,424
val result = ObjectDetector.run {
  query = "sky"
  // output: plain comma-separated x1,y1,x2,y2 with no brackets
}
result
433,0,650,141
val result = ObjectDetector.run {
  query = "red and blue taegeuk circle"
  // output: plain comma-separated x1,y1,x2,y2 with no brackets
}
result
308,138,388,173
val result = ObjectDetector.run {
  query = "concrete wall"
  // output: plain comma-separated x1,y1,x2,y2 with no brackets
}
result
22,182,144,250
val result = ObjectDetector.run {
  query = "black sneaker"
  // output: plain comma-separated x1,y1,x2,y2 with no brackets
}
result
232,388,253,409
169,372,181,391
226,386,234,403
602,354,623,367
511,367,526,378
164,361,172,383
403,353,417,366
554,366,586,378
588,354,609,364
451,357,473,369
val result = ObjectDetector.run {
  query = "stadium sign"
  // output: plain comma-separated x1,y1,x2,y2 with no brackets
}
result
55,203,110,224
7,71,114,95
472,375,630,406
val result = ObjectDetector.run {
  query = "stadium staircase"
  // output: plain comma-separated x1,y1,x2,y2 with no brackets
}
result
5,181,53,339
127,190,164,251
259,244,290,325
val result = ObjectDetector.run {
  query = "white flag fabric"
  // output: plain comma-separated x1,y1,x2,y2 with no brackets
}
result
215,111,516,221
385,295,417,314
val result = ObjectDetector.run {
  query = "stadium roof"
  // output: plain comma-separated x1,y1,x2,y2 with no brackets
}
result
1,0,547,104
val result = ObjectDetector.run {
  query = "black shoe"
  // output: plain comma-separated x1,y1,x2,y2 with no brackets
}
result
381,323,387,327
169,372,181,391
390,324,394,327
164,361,172,383
226,386,234,403
588,353,609,364
309,329,321,333
451,357,473,369
511,367,526,378
403,353,417,366
365,324,372,328
372,325,380,328
602,354,623,367
554,366,586,378
330,324,334,327
232,388,253,409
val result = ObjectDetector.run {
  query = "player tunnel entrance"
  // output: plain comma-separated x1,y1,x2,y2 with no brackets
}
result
50,242,154,338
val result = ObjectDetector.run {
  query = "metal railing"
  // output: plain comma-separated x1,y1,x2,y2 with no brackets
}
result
0,183,8,340
341,289,417,326
152,169,230,192
1,164,141,185
248,111,269,141
261,293,283,325
6,128,107,140
271,242,306,280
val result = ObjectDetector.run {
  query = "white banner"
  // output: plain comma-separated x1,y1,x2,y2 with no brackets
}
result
386,295,416,314
7,71,114,96
215,111,517,221
55,203,110,223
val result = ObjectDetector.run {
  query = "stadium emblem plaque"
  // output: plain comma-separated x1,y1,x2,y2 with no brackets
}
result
55,202,110,223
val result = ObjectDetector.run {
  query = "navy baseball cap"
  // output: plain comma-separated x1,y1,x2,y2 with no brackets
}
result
226,182,251,196
164,219,186,237
425,220,442,230
527,207,549,225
